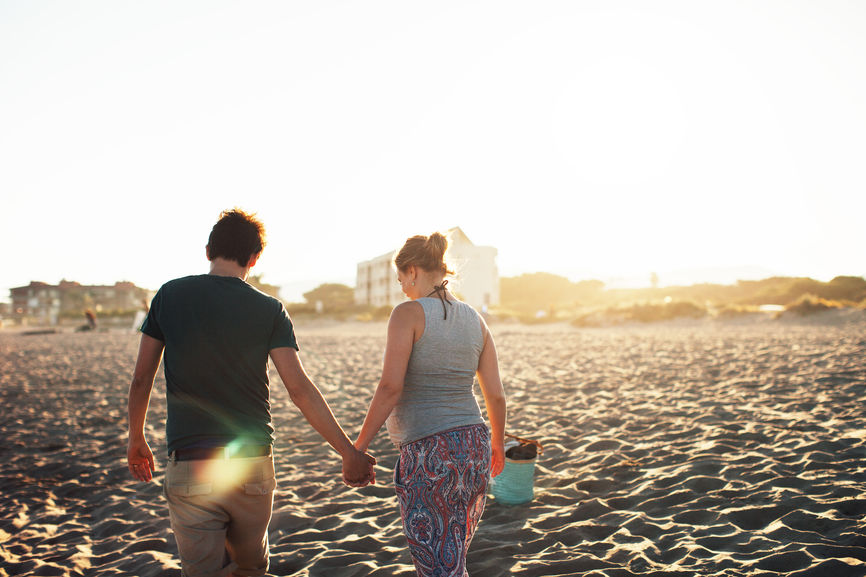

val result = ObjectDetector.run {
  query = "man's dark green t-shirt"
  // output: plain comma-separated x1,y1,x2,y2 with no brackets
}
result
141,274,298,454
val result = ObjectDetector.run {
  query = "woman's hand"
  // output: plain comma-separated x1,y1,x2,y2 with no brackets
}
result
490,440,505,478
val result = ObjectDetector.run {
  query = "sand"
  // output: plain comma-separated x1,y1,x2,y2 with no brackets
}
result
1,314,865,576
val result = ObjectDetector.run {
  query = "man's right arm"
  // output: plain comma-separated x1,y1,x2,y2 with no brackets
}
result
127,333,164,482
269,347,376,486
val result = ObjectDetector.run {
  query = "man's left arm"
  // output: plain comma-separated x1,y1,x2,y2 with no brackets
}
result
127,333,164,482
270,347,376,486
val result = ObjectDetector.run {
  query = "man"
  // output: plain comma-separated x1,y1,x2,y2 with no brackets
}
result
127,209,374,577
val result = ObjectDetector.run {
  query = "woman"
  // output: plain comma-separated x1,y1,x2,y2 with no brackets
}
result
355,232,507,577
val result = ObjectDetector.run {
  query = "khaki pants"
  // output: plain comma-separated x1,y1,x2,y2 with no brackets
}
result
164,455,276,577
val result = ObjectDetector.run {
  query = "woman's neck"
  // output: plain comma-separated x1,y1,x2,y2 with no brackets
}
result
414,277,446,299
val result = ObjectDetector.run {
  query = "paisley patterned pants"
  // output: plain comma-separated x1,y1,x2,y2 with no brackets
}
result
394,424,491,577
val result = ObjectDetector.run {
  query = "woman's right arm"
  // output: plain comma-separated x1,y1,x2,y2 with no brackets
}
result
354,302,419,453
477,321,507,477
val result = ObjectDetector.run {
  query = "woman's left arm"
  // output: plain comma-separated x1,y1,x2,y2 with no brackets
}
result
355,302,417,452
477,321,507,477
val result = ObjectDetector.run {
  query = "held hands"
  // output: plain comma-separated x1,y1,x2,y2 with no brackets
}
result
342,447,376,488
127,437,155,482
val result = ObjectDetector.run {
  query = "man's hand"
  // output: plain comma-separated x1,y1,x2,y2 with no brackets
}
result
342,448,376,488
127,334,162,483
128,438,155,482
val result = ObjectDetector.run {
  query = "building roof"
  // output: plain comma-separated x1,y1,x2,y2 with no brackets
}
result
358,227,486,268
446,227,473,246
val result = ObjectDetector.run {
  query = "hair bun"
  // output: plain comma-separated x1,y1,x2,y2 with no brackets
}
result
394,232,453,276
426,231,447,255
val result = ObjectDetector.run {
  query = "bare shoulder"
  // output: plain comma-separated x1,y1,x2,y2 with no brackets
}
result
389,301,425,338
474,307,491,340
390,300,424,321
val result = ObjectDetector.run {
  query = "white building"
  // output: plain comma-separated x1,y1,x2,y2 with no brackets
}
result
355,227,499,311
355,250,404,308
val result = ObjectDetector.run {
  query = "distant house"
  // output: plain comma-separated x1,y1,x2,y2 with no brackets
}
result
10,282,59,324
9,280,151,325
355,251,405,308
355,227,499,311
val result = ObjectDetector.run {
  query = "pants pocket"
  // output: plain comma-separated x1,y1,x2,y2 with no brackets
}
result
393,454,405,492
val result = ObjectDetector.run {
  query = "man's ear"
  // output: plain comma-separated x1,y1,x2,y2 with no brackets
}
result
247,252,262,269
205,245,212,261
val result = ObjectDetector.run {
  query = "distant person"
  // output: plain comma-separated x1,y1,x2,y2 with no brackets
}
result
354,232,507,577
77,309,97,332
126,209,375,577
131,298,148,333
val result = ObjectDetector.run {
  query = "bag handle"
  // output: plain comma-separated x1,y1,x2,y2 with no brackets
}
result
504,433,544,455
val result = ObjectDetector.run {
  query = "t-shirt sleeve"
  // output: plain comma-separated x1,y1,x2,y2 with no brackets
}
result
269,301,299,351
140,288,165,342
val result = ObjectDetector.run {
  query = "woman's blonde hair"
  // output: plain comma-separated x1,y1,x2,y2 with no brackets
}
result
394,232,454,275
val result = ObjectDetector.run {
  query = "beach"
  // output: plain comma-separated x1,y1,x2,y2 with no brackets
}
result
1,314,865,576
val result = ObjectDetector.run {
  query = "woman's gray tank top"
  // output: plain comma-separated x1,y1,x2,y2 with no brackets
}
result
386,297,485,446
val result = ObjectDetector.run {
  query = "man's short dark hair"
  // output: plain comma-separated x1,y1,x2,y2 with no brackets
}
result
207,209,266,267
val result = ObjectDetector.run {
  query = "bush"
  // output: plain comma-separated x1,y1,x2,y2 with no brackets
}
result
351,305,394,322
500,273,604,313
784,294,844,316
302,283,356,310
370,305,394,321
714,304,761,319
570,310,624,328
823,276,866,302
569,301,707,326
619,301,707,323
285,303,317,316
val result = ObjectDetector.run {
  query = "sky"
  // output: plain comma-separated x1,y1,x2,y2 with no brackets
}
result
2,1,864,303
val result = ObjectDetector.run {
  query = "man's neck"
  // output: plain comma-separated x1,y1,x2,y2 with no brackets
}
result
208,257,249,280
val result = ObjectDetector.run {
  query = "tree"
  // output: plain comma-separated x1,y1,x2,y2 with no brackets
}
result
302,283,355,311
247,274,281,299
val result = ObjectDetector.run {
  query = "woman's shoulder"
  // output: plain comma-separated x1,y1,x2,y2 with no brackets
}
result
389,301,426,338
449,298,483,320
391,300,425,320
